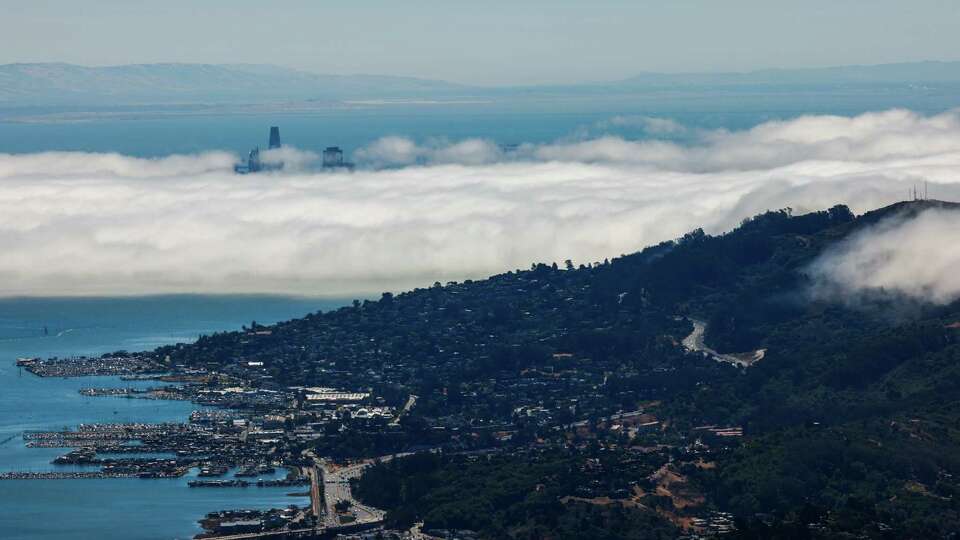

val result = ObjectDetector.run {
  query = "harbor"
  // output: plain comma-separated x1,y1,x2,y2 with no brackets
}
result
0,295,334,540
16,355,164,378
0,294,403,539
4,361,396,539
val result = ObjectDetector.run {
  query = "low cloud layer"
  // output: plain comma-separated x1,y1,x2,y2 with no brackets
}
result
3,108,960,297
810,208,960,304
353,136,504,167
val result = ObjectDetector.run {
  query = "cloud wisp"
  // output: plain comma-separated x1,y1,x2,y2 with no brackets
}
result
809,207,960,305
3,108,960,296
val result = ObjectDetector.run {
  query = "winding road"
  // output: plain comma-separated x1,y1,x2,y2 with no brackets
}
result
681,318,765,368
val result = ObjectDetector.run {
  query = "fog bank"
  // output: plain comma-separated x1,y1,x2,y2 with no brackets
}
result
3,109,959,296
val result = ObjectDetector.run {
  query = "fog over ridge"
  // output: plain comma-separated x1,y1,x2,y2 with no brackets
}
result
810,207,960,305
2,108,960,297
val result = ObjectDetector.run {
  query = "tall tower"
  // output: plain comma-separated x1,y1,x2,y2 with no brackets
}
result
248,147,262,173
323,146,344,168
268,126,281,149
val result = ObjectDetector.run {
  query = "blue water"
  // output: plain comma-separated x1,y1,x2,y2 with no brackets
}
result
0,295,347,540
2,89,959,158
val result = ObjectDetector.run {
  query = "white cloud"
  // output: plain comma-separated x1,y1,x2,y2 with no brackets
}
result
0,151,235,179
598,115,688,135
352,136,420,167
810,207,960,304
352,137,502,168
259,147,319,170
2,108,960,296
526,109,960,172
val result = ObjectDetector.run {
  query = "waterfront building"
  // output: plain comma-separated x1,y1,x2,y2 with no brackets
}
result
235,127,284,174
323,146,344,167
322,146,355,170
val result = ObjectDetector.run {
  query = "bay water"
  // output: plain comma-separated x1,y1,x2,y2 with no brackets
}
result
0,295,346,540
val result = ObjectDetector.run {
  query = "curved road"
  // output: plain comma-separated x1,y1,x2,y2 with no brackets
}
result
681,318,765,368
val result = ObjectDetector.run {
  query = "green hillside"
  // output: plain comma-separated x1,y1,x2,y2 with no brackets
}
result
158,199,960,538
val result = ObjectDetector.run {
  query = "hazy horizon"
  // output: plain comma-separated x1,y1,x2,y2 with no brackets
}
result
8,58,960,87
5,0,960,86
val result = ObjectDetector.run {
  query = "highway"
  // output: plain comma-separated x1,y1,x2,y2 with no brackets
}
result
205,527,316,540
300,448,390,529
321,460,385,528
400,394,418,415
308,466,322,519
208,452,413,539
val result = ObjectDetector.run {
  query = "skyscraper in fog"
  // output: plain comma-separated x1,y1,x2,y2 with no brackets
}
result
321,146,354,170
268,127,281,149
235,127,281,173
322,146,344,168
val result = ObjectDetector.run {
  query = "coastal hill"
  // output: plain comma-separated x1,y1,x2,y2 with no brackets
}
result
155,199,960,538
5,61,960,107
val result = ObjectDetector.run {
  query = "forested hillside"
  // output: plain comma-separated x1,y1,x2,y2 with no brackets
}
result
156,199,960,538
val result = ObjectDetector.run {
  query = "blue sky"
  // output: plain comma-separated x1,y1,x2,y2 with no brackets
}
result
3,0,960,85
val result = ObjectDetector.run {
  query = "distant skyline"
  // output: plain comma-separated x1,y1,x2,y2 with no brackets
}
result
4,0,960,86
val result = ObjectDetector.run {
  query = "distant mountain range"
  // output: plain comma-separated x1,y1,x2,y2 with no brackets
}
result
0,63,466,106
3,61,960,107
609,61,960,88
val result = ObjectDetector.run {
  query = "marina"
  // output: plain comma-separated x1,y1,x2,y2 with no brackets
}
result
16,355,164,378
0,295,338,540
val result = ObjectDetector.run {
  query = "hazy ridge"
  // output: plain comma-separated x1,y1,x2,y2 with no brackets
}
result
0,62,466,105
4,61,960,107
